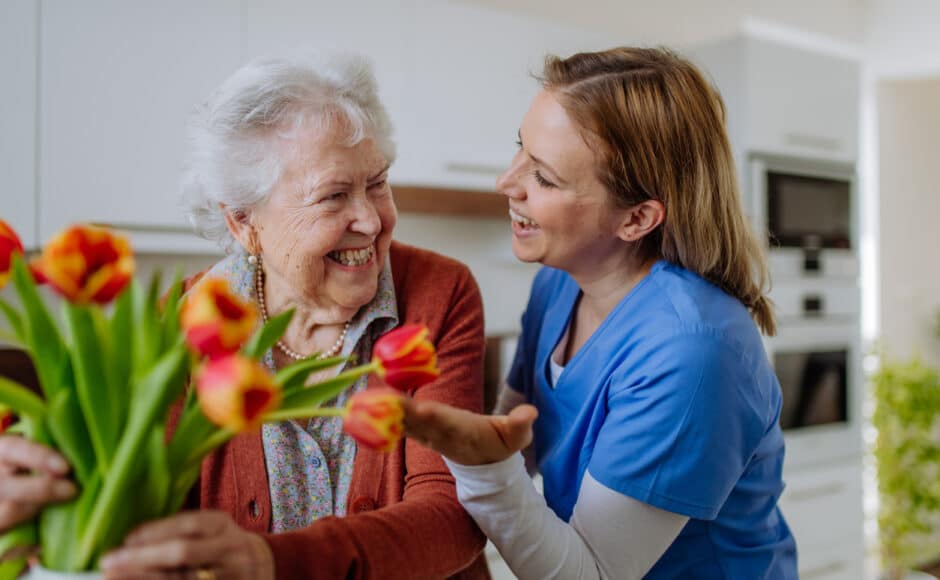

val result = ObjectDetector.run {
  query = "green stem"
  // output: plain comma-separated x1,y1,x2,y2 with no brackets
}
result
262,407,347,422
181,428,235,468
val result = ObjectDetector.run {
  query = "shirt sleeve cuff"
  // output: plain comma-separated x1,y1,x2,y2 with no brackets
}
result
444,453,527,494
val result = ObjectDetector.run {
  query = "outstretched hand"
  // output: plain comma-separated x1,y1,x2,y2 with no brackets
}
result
402,398,538,466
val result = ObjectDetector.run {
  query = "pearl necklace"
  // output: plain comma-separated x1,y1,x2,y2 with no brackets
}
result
254,260,350,361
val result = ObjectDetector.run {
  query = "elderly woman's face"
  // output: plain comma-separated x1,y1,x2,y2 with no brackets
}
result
250,123,396,311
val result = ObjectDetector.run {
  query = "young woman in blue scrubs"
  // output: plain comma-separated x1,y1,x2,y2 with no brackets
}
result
404,47,797,579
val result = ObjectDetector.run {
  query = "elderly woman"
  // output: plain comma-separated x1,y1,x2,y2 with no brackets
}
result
0,53,488,579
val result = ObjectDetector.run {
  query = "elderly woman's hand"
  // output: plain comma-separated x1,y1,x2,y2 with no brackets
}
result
402,398,538,466
101,511,274,580
0,436,76,533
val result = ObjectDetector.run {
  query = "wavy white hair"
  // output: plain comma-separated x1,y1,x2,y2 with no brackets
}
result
180,51,396,250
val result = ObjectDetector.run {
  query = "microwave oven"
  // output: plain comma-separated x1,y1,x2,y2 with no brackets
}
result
749,155,856,274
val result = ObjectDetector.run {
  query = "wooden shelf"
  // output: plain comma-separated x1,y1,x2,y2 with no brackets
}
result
392,185,508,219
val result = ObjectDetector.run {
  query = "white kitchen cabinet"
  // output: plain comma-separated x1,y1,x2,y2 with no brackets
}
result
692,35,860,165
0,0,39,248
39,0,242,253
394,0,618,190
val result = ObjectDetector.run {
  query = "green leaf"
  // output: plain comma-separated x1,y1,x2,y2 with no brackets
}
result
275,354,352,394
161,271,184,353
64,303,119,472
131,276,161,378
275,366,373,416
76,344,190,569
46,389,95,485
109,287,134,404
0,375,46,421
9,256,66,400
243,308,294,359
0,298,24,342
0,521,35,580
167,406,216,477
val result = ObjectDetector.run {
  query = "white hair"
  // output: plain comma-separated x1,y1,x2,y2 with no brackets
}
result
180,51,397,250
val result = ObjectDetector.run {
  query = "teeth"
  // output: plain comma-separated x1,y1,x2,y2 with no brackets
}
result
509,208,538,228
329,245,374,266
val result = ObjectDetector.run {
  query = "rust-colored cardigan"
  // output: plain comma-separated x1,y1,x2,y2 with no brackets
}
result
186,242,489,579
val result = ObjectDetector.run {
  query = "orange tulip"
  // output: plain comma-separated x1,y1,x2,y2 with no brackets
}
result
180,278,258,360
0,220,25,290
342,388,404,452
194,355,281,432
371,324,440,391
31,224,134,304
0,406,15,434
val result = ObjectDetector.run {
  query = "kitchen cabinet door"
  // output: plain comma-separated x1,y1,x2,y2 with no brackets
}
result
39,0,241,252
1,0,39,248
745,37,860,163
394,0,619,190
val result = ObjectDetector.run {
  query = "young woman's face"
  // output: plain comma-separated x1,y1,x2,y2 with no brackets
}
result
249,122,396,311
497,90,629,275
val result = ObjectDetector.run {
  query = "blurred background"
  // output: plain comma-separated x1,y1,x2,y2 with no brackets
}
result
1,1,939,578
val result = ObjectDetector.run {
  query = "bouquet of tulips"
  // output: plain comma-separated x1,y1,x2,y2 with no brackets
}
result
0,220,439,578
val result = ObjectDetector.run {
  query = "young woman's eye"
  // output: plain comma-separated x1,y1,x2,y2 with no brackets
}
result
533,170,556,189
514,139,523,149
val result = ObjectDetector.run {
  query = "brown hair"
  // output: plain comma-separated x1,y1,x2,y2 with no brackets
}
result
541,47,776,335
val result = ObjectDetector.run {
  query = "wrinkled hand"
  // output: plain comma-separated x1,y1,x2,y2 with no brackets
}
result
0,436,76,535
101,511,274,580
402,398,538,466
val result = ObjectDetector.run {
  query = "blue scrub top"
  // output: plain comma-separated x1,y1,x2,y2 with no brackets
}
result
508,261,797,579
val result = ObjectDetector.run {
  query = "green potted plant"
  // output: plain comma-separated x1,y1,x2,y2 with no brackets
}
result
872,351,940,580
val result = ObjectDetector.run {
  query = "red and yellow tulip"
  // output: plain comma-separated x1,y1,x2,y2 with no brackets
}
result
0,220,25,290
180,278,258,360
342,388,405,452
371,324,440,391
194,355,281,432
0,405,15,434
30,224,134,304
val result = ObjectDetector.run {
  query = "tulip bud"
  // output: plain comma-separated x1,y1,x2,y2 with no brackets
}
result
195,355,281,432
0,220,25,290
371,324,440,391
342,388,404,452
31,225,134,304
0,405,15,434
181,278,258,360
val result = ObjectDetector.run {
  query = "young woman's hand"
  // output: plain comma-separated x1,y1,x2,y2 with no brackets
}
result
0,436,76,533
402,398,538,466
101,511,274,580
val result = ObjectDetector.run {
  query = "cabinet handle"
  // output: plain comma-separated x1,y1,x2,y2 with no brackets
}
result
787,482,846,502
784,132,842,152
801,560,846,578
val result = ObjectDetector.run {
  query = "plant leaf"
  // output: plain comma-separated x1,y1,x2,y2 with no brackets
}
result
0,298,24,342
0,521,35,579
109,286,134,403
277,366,372,414
46,389,95,485
0,376,46,421
9,256,66,400
275,355,352,394
64,303,118,471
161,270,184,353
243,308,293,359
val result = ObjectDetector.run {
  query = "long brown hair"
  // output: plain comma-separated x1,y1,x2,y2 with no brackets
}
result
541,47,776,335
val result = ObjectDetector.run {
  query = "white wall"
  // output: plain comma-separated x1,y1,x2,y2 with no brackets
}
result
866,0,940,78
455,0,866,47
876,77,940,366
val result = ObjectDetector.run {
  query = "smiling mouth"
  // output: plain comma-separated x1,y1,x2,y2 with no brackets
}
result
327,244,375,267
509,208,540,230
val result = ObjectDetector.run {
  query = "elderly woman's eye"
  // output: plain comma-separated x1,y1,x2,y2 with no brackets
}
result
323,192,347,202
368,179,388,190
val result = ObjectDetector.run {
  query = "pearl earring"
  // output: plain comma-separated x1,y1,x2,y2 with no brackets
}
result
247,254,258,266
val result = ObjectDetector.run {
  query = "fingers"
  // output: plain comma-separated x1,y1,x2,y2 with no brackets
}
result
402,397,538,466
0,437,70,475
102,534,230,574
123,511,231,546
492,404,538,455
0,474,76,505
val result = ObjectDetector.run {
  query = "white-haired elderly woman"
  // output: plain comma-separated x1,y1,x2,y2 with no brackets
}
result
0,53,489,579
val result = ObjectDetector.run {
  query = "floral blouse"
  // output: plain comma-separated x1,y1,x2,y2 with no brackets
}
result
202,250,398,532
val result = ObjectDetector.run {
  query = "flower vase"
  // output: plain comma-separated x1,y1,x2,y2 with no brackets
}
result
22,565,102,580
